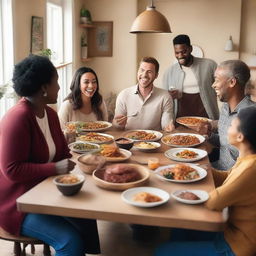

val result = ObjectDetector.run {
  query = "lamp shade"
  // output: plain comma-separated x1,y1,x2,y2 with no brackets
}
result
130,6,171,33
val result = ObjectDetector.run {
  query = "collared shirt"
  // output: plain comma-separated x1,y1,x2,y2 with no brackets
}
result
114,85,173,130
210,96,255,170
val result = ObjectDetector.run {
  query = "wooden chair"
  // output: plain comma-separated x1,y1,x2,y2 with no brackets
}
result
0,227,51,256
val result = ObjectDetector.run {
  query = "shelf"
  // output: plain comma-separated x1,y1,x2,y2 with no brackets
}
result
79,23,94,28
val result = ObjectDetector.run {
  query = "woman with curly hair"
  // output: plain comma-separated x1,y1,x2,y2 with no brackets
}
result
58,67,108,128
0,55,101,256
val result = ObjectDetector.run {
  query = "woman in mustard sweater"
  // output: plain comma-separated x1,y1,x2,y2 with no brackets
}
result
155,106,256,256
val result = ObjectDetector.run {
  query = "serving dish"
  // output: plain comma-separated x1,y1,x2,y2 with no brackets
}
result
155,163,207,183
76,121,112,132
161,133,205,148
133,141,161,152
92,164,150,191
68,141,100,154
176,116,210,128
103,148,132,162
171,189,209,204
123,130,163,142
121,187,169,208
78,132,114,144
164,148,207,162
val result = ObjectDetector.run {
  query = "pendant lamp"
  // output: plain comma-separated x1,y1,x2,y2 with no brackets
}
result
130,0,171,33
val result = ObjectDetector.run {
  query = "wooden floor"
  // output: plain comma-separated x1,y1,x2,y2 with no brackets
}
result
0,220,170,256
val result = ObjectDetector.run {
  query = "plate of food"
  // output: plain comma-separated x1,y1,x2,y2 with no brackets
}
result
75,121,112,132
176,116,210,128
164,148,207,162
68,141,101,154
171,190,209,204
161,133,205,147
92,164,150,191
78,132,114,144
133,141,161,152
121,187,170,208
100,145,132,162
155,163,207,183
124,130,163,142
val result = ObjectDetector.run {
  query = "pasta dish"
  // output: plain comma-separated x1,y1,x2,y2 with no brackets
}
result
177,117,208,126
163,135,200,146
176,150,199,159
79,132,113,143
160,164,199,181
126,131,156,140
100,145,123,158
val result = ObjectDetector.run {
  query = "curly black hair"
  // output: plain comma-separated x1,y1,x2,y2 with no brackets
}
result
12,55,56,97
65,67,103,120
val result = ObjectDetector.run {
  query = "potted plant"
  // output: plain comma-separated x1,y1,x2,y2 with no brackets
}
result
80,7,92,24
81,34,88,59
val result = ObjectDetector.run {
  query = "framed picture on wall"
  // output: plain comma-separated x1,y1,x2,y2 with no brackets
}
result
88,21,113,57
31,16,44,54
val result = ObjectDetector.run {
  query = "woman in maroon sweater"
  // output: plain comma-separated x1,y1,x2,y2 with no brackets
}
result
0,55,100,256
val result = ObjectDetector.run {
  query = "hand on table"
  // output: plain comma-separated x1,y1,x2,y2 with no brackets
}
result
164,120,175,132
55,159,76,174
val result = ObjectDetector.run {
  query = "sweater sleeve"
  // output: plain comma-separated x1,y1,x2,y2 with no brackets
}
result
205,164,255,211
0,108,57,183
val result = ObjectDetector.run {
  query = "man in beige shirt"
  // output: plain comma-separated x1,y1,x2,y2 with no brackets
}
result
113,57,175,131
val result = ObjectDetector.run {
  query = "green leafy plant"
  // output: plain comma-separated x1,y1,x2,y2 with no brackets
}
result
80,8,91,19
38,48,52,58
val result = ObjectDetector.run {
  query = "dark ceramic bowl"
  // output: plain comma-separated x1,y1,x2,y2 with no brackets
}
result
115,137,134,150
53,174,85,196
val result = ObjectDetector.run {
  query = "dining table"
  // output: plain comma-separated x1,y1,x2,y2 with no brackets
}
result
16,126,227,232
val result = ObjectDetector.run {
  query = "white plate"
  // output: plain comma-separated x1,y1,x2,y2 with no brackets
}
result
161,133,205,148
104,148,132,162
124,130,163,142
76,121,112,132
165,148,207,162
133,142,161,152
121,187,170,208
155,164,207,183
171,190,209,204
176,116,210,128
68,141,100,154
78,132,114,144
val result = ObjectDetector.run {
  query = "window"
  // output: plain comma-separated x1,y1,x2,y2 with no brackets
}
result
0,0,15,119
47,0,73,110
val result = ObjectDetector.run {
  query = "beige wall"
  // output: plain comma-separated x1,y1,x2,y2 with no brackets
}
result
75,0,137,99
11,0,256,94
240,0,256,79
137,0,242,88
13,0,46,63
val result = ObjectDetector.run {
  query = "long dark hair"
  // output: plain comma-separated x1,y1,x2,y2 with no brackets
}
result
65,67,103,120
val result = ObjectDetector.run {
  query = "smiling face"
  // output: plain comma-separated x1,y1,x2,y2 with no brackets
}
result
80,72,97,98
137,61,158,89
174,44,193,67
212,67,232,102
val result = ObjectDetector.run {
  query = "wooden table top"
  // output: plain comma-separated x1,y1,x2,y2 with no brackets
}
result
17,127,226,232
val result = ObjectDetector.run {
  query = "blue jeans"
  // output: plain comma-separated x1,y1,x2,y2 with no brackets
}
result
21,213,100,256
155,229,235,256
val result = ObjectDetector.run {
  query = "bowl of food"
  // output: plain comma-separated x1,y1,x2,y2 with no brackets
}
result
53,174,85,196
77,153,106,174
115,137,134,150
68,141,101,154
133,141,161,152
92,163,150,191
